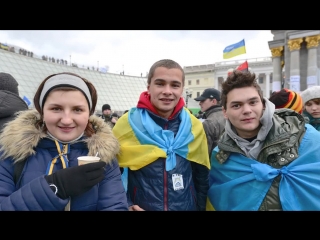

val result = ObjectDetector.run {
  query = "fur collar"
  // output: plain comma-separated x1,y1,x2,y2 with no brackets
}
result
0,109,120,164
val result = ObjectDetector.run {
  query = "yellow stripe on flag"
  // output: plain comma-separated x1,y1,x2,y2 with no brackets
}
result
223,39,246,59
223,45,246,59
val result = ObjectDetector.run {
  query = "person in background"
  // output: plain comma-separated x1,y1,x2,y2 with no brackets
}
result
101,104,118,128
300,86,320,131
0,72,128,211
0,72,28,131
207,70,320,211
194,88,226,158
195,110,204,121
268,88,303,114
113,59,210,211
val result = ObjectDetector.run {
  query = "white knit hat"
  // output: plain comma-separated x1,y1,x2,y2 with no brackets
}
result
300,86,320,105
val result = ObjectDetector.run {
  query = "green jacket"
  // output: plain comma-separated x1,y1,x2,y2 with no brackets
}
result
215,108,306,210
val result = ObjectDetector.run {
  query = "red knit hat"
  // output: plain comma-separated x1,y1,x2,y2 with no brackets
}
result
269,88,303,114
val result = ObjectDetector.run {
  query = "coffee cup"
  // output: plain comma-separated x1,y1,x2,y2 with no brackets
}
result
77,156,101,166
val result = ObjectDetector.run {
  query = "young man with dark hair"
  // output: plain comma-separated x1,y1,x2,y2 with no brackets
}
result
113,59,210,211
207,70,320,211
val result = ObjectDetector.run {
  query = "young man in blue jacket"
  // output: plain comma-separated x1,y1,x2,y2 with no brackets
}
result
113,59,210,211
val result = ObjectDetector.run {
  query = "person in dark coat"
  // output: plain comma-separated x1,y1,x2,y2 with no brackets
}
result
101,104,118,128
0,72,28,131
0,72,128,211
194,88,226,158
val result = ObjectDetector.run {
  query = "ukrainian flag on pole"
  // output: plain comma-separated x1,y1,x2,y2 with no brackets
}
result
223,39,246,59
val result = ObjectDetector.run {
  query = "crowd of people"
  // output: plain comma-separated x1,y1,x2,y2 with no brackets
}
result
0,58,320,211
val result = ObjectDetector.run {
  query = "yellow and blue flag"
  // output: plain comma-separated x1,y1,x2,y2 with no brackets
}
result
0,43,9,51
113,107,210,171
223,39,246,59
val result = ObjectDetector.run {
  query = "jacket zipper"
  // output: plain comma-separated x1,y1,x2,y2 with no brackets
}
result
190,185,197,209
133,186,137,204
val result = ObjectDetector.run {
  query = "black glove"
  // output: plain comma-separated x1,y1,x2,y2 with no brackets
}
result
45,161,106,199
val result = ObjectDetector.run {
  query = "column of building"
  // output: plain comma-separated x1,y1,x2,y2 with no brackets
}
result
288,38,303,92
265,73,271,98
214,75,219,91
305,35,320,88
270,46,283,92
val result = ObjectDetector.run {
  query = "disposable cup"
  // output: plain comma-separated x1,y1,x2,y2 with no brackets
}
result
77,156,101,166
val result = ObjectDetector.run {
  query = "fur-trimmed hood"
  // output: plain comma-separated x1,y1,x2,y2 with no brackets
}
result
0,109,120,164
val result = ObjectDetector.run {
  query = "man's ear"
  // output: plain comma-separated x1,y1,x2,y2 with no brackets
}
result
222,106,228,119
212,99,217,105
147,85,150,94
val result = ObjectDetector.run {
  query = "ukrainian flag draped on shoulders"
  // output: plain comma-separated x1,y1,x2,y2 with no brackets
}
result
113,91,210,171
207,124,320,211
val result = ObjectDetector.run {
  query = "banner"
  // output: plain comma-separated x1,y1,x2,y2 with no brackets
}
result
289,75,300,93
307,76,317,88
236,60,248,72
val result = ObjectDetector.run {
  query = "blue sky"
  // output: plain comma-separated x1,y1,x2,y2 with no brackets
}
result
0,30,274,77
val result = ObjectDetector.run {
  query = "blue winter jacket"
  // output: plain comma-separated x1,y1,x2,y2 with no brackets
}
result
0,109,128,211
125,110,209,211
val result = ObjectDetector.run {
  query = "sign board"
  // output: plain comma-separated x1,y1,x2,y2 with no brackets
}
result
307,75,317,88
289,75,300,92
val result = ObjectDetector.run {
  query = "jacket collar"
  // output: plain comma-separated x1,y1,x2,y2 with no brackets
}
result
216,108,305,164
203,105,222,119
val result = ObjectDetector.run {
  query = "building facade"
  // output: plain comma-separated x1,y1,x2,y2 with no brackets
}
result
268,30,320,92
184,57,274,110
214,57,273,98
183,64,215,110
